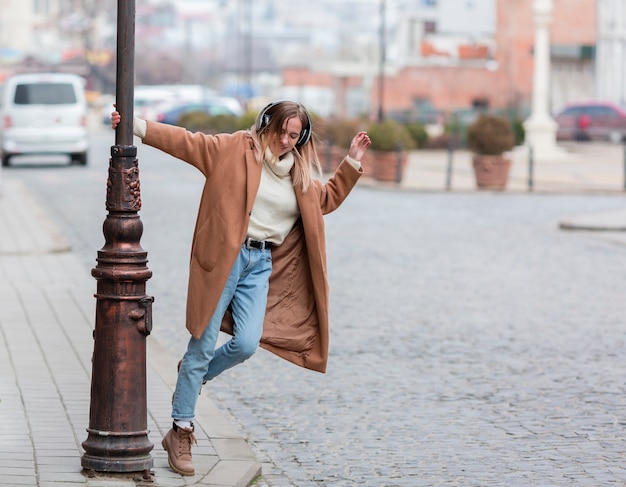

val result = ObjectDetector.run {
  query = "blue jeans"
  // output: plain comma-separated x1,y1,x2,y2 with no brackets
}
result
171,244,272,421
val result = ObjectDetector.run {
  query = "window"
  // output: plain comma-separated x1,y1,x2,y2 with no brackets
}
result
599,106,617,116
561,106,584,116
472,98,489,110
14,83,77,105
33,0,49,15
423,21,436,34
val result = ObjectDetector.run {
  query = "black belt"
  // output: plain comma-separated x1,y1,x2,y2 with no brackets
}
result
244,237,273,250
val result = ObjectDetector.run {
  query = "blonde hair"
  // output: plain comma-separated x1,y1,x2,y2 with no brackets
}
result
250,101,321,192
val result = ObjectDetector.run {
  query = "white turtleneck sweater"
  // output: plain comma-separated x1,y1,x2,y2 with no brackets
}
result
133,118,361,246
250,148,361,245
247,148,299,245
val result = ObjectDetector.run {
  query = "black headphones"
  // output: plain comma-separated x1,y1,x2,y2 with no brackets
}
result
256,100,312,148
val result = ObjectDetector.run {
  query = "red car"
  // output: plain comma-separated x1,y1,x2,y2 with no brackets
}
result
555,101,626,142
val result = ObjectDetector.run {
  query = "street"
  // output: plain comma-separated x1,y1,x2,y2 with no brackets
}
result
6,131,626,486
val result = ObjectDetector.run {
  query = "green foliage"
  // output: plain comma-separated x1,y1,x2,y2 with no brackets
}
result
237,110,259,131
367,119,416,152
319,118,362,148
512,118,525,146
404,122,429,149
177,111,240,133
467,114,515,155
206,114,240,133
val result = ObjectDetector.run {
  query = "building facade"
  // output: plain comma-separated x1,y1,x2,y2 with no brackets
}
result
595,0,626,103
0,0,61,66
282,0,596,120
0,0,114,83
0,0,601,118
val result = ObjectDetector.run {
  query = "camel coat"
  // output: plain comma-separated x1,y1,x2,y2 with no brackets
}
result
142,122,363,373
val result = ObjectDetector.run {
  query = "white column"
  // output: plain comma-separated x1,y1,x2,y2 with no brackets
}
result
601,0,626,103
523,0,564,160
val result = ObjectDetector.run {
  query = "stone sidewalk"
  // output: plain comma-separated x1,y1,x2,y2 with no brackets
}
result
395,141,626,194
0,178,261,486
370,141,626,231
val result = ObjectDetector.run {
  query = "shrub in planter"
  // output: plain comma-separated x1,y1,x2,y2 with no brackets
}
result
366,119,416,182
176,111,211,131
316,117,362,150
466,114,515,189
318,118,362,173
237,110,259,131
367,119,416,152
467,113,515,155
405,122,429,149
512,117,525,146
177,112,240,133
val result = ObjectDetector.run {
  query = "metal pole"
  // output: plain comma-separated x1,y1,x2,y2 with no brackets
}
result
446,114,460,191
246,0,252,94
325,137,332,173
82,0,154,474
623,141,626,191
377,0,386,122
114,0,134,148
446,144,454,191
395,143,403,183
528,145,534,191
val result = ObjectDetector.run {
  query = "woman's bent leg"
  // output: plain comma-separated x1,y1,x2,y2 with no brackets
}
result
171,325,222,421
203,246,272,381
171,253,245,420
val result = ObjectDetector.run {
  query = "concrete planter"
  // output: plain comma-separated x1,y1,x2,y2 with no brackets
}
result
472,154,511,190
320,144,349,173
371,150,407,183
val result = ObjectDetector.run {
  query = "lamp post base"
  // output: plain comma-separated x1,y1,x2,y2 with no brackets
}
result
81,453,153,473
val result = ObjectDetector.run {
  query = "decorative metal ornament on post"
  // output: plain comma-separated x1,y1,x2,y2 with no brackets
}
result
81,0,154,474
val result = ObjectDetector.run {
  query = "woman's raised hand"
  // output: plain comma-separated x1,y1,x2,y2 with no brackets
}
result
348,131,371,162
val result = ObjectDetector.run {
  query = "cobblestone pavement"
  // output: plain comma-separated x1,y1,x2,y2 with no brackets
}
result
210,189,626,486
10,134,626,486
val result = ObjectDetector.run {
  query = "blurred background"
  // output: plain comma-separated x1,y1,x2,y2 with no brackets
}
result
0,0,621,147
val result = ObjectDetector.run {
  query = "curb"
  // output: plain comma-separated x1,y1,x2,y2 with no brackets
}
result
559,208,626,232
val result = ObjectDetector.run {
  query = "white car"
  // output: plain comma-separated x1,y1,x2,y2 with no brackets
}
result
0,72,89,166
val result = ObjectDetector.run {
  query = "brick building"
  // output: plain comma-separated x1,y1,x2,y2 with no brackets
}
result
282,0,596,120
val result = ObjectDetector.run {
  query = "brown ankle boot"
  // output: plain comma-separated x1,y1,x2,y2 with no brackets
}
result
161,423,197,476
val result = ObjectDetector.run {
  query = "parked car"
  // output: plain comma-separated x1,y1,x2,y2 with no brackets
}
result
555,101,626,142
0,72,89,166
133,86,182,121
156,99,243,125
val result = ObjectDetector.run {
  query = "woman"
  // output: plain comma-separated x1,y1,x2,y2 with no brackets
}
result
111,100,370,476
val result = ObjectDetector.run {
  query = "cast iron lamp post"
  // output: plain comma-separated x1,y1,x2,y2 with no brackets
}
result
377,0,386,122
81,0,154,473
